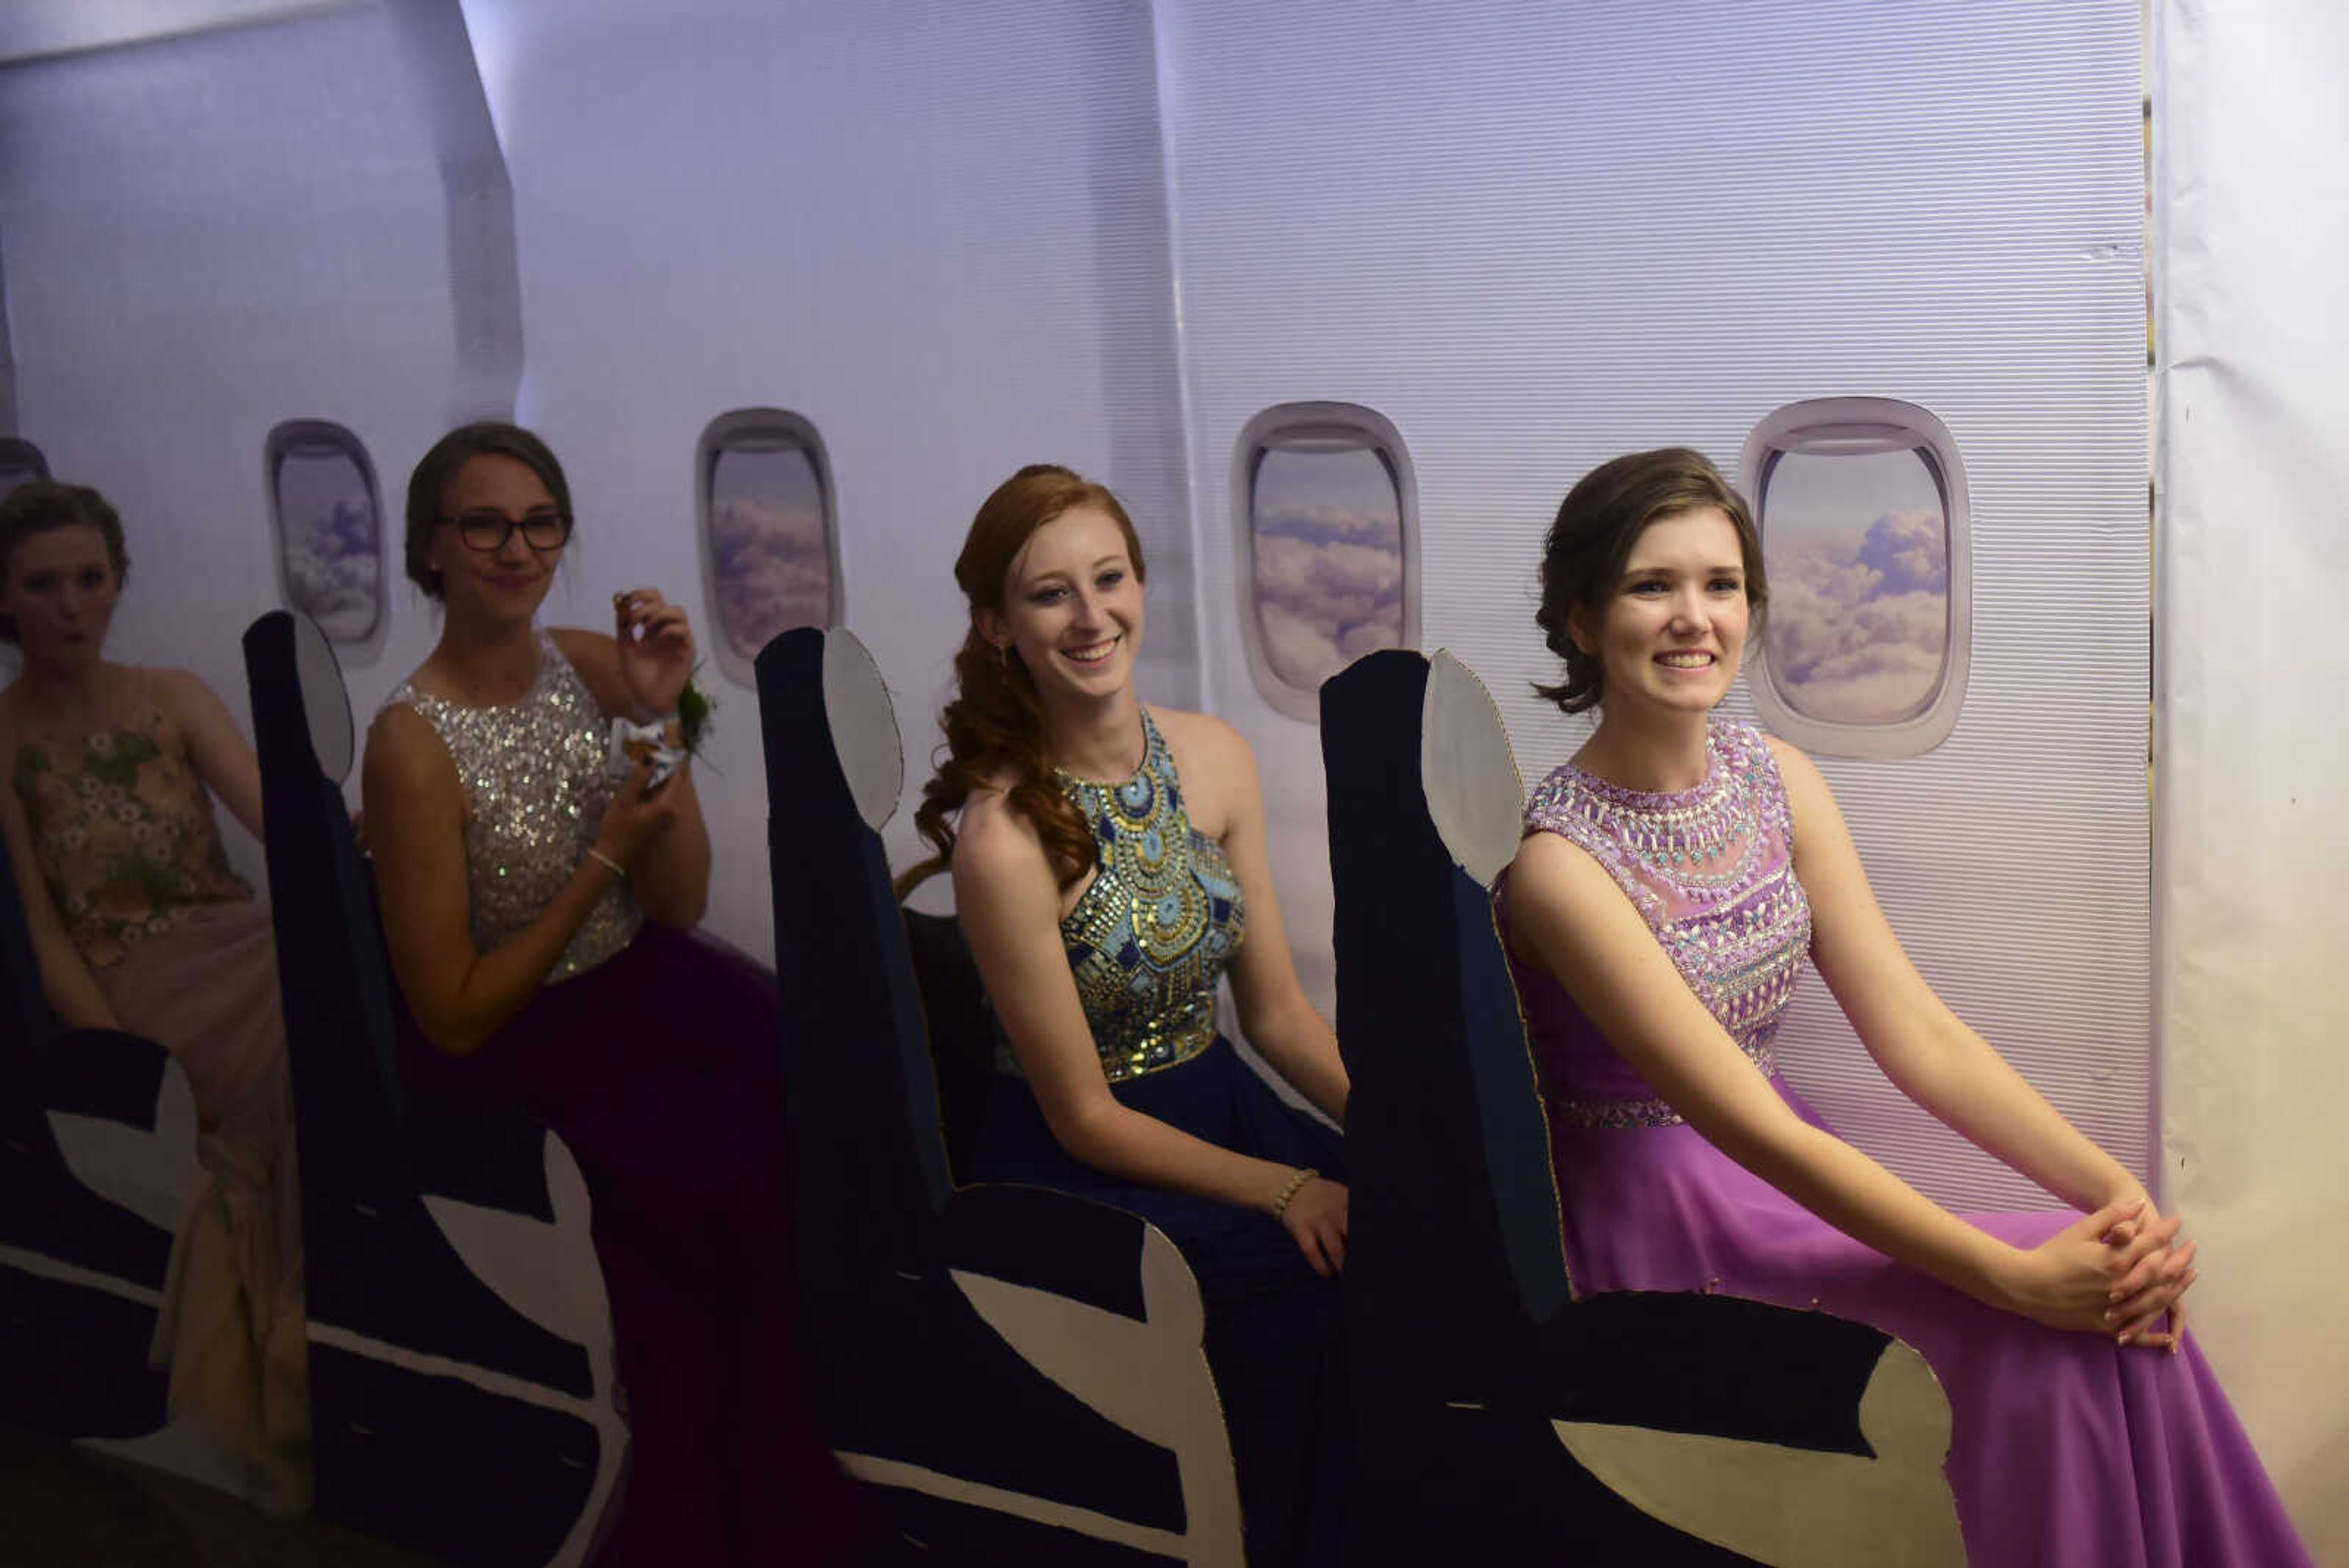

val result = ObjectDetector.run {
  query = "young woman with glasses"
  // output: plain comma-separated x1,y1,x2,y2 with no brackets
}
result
363,422,866,1565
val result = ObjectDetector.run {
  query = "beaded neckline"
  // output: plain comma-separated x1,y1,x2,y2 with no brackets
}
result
1553,727,1754,888
1050,710,1154,792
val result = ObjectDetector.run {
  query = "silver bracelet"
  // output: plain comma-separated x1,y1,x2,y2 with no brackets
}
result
586,847,627,881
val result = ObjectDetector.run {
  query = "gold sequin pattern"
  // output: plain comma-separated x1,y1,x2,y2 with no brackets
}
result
1039,710,1246,1083
387,632,639,983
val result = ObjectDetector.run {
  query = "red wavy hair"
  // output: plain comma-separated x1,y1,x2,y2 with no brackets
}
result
897,464,1148,898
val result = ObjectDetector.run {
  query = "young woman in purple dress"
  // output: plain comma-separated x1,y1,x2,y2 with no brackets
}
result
1499,447,2308,1564
363,423,863,1566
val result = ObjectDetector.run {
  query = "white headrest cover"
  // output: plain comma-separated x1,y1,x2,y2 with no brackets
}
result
1422,649,1524,888
820,627,904,831
292,613,355,784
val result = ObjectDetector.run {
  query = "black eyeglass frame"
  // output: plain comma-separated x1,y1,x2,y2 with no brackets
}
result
440,510,575,553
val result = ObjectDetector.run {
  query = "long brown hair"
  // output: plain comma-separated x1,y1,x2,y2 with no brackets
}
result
1533,447,1768,715
896,464,1146,898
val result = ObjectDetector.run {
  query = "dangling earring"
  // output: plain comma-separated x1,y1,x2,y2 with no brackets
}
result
998,642,1010,669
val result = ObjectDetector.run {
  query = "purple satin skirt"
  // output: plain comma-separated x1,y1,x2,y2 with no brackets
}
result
401,923,872,1566
1549,1075,2310,1566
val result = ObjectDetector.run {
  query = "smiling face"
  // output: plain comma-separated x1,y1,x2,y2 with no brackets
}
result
426,453,565,630
979,503,1145,706
1573,505,1749,719
2,524,121,671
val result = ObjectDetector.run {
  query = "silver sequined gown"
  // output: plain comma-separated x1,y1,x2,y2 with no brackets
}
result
389,630,639,981
384,633,863,1563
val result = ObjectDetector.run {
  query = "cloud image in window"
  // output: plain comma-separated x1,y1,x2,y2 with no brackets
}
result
708,440,831,664
275,442,381,646
1249,443,1405,692
1759,448,1950,725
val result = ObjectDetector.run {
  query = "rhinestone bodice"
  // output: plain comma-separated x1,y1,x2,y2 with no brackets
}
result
1038,709,1246,1083
1508,719,1809,1127
387,633,640,983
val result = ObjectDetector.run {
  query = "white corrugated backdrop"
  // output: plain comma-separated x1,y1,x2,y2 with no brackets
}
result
2156,0,2349,1553
1158,0,2151,1216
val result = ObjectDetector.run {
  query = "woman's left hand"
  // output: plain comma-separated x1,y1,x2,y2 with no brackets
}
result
614,589,696,717
2099,1199,2199,1353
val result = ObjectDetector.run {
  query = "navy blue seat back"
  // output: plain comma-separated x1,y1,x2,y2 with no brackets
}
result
758,626,951,1291
0,831,174,1438
1321,653,1577,1486
758,626,1250,1561
1321,649,1933,1564
245,611,610,1566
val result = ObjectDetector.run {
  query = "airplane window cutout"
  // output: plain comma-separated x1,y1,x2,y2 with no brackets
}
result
697,409,839,688
1233,401,1419,723
265,420,387,667
1740,397,1972,759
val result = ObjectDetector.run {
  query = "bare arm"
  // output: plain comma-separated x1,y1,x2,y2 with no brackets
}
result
952,793,1324,1227
1771,738,2148,1213
1168,712,1348,1124
1504,830,2179,1339
160,668,264,842
0,765,117,1030
363,704,670,1056
552,628,711,928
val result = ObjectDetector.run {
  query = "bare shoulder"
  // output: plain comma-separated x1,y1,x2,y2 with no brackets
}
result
1757,731,1838,820
951,782,1045,872
548,626,618,670
1150,704,1250,765
364,699,456,794
548,626,628,712
1758,730,1818,783
1503,825,1661,974
146,665,231,724
1150,705,1259,793
1509,822,1606,897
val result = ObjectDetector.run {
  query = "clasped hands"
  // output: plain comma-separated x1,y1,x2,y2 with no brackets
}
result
2011,1195,2199,1353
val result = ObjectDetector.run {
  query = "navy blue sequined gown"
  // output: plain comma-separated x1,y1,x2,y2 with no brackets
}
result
969,709,1349,1566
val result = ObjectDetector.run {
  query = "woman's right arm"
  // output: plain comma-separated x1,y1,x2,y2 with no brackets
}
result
1504,830,2176,1340
363,706,675,1057
0,779,117,1030
952,792,1345,1275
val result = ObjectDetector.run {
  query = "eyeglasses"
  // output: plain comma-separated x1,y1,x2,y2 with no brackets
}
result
442,508,573,552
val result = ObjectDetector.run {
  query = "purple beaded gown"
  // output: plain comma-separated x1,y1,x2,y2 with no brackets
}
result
1501,718,2309,1567
385,634,864,1566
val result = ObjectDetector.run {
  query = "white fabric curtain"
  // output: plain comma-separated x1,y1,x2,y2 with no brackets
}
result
2155,2,2349,1555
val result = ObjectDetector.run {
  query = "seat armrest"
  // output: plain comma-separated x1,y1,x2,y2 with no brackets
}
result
40,1028,173,1129
403,1101,559,1222
1539,1291,1964,1567
935,1181,1161,1321
43,1028,195,1236
933,1181,1242,1562
1542,1289,1889,1453
409,1110,610,1370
